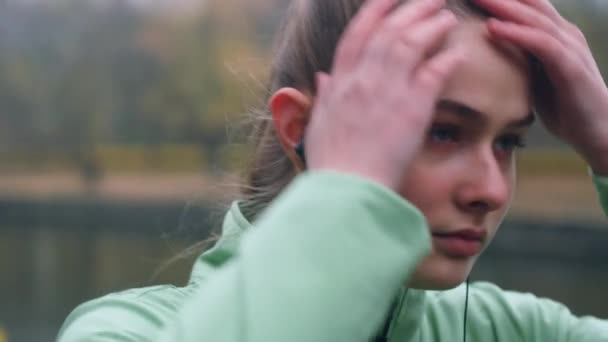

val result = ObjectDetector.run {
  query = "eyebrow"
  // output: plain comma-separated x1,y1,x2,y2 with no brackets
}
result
437,99,536,128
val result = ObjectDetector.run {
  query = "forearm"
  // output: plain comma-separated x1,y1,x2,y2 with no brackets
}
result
158,172,432,342
582,147,608,177
592,174,608,216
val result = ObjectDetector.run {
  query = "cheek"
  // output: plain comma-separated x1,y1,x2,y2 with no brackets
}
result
398,159,454,215
502,158,517,204
398,152,517,222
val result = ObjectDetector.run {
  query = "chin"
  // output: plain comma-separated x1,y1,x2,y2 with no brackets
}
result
407,252,478,290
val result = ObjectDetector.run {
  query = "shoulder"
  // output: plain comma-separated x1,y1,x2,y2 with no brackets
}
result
428,281,567,312
57,283,198,342
426,281,608,341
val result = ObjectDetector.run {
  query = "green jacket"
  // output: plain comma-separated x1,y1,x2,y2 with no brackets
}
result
58,171,608,341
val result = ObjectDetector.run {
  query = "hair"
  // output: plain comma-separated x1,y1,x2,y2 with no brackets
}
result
157,0,524,280
239,0,490,222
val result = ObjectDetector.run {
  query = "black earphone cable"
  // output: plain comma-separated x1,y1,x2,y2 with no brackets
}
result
295,140,306,166
463,277,470,342
296,141,471,342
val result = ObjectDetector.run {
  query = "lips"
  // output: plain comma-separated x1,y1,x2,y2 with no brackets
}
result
432,228,487,258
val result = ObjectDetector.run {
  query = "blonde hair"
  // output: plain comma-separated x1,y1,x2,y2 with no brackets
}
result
239,0,490,221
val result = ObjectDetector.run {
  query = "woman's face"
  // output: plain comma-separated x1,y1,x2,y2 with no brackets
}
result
402,20,534,290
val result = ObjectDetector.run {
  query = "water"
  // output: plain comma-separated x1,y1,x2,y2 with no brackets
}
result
0,217,607,341
0,228,193,341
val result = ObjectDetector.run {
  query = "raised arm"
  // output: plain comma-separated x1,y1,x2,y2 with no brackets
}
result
593,175,608,216
57,173,431,341
58,0,465,340
155,172,431,341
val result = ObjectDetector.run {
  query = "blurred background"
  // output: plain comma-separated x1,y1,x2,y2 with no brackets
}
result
0,0,606,340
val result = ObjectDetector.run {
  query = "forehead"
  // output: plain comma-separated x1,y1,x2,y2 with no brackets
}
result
440,20,532,122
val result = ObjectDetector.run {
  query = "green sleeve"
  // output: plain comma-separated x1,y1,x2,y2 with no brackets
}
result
421,282,608,341
157,171,431,341
59,171,431,341
498,175,608,341
57,285,196,341
593,174,608,215
445,282,608,342
467,175,608,341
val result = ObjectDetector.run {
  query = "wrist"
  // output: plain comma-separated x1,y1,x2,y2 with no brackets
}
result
587,158,608,177
310,161,403,192
577,144,608,176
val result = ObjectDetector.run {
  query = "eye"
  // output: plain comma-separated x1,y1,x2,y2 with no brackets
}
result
429,124,460,143
495,134,527,152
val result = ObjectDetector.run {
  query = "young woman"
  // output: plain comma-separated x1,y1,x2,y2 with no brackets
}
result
58,0,608,340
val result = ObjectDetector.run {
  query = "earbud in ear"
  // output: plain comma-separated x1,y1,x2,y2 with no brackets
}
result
295,139,306,166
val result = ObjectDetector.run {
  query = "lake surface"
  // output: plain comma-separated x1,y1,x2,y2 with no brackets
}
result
0,201,607,341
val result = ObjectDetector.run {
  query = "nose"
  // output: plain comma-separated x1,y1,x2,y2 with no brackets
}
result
456,148,512,214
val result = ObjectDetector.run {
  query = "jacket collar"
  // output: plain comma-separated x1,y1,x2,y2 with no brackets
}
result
189,201,249,284
189,201,427,339
386,287,427,340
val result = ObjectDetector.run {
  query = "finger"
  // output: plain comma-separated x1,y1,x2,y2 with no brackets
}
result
315,71,331,95
362,8,457,77
313,71,332,107
563,21,590,47
473,0,562,40
395,9,458,71
382,0,446,33
333,0,397,75
413,47,464,98
517,0,563,24
334,0,448,76
310,72,331,127
487,19,579,82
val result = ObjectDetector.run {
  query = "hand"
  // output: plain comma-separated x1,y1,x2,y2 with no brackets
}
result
305,0,462,190
474,0,608,174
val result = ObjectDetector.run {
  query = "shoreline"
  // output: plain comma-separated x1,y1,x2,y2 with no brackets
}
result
0,172,604,222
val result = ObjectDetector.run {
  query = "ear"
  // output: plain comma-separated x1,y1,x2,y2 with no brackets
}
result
269,87,312,172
